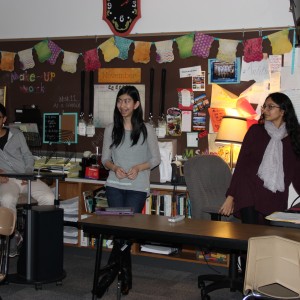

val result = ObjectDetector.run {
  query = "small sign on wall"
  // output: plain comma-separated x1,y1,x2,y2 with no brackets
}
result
98,68,141,83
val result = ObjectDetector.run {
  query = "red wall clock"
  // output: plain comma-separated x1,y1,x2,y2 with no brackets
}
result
103,0,141,37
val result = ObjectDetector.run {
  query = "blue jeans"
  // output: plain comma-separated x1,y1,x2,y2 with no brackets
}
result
105,186,147,213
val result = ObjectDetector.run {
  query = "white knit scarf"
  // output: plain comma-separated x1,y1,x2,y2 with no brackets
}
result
257,121,287,193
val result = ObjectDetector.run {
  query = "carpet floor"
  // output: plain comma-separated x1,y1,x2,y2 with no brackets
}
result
0,246,243,300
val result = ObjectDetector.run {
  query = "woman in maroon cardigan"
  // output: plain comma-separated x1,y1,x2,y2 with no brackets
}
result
219,92,300,225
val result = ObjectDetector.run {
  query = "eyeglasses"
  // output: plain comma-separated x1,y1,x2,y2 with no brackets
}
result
261,104,280,111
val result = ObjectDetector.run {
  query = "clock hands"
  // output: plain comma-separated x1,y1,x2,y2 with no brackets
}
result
121,0,129,6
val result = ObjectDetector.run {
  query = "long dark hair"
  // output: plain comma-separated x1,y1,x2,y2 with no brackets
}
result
262,92,300,157
110,86,147,148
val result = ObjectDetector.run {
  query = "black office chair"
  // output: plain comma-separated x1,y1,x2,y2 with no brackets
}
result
184,154,232,221
184,154,242,300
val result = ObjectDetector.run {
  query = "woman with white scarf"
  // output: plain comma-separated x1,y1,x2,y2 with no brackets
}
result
219,92,300,224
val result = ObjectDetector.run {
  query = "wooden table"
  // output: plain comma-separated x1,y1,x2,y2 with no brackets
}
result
80,213,300,299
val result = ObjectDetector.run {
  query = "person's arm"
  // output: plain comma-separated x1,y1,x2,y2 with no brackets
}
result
219,195,234,216
19,131,34,173
101,124,127,179
291,158,300,199
219,125,258,216
127,124,161,180
127,162,151,180
104,160,127,179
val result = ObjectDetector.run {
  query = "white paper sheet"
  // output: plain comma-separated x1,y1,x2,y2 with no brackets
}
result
186,132,198,147
181,111,192,132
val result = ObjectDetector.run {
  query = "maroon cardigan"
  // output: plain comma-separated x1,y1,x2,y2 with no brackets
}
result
227,124,300,217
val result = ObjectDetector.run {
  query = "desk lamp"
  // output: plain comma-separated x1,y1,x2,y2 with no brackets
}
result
215,116,248,170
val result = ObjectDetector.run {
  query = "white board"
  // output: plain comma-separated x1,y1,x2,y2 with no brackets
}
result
93,84,145,128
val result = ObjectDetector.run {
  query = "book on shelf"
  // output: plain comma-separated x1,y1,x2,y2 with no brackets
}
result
80,229,89,247
196,250,228,264
151,194,158,215
159,195,165,216
83,190,94,213
93,187,108,210
163,194,172,217
143,191,188,218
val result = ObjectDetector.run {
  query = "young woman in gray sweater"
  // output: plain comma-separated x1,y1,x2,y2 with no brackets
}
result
99,85,160,297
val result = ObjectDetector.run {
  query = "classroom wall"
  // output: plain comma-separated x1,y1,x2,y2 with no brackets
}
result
0,0,294,39
0,29,280,155
0,1,298,204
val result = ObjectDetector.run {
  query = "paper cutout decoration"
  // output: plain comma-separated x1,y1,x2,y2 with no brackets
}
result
61,51,80,73
217,39,239,63
208,107,226,132
268,29,292,55
34,40,51,63
236,98,257,119
114,36,133,60
243,37,263,63
99,37,120,62
47,40,62,65
83,48,101,71
18,48,35,70
175,34,194,59
0,51,15,72
155,40,174,63
133,41,151,64
192,32,214,58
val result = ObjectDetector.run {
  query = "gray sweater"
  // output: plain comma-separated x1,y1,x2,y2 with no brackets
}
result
102,123,161,194
0,127,34,174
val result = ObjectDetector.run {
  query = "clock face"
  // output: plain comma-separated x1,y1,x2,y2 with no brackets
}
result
103,0,141,37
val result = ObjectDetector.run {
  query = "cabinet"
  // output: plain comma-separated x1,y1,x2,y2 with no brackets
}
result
59,178,229,268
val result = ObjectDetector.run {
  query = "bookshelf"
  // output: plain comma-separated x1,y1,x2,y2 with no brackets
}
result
58,178,229,268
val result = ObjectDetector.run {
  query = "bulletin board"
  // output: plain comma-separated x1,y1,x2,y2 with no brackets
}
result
0,28,292,155
93,84,145,128
43,112,78,144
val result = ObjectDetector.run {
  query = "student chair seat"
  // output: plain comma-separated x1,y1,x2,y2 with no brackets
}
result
184,154,242,299
0,207,16,284
243,235,300,300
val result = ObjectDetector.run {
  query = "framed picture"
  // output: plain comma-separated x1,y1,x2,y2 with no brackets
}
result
208,58,240,84
0,86,6,107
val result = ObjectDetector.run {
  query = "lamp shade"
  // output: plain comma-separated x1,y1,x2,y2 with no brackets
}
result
215,116,248,144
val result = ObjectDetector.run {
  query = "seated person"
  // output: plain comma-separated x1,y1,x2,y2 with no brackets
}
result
0,104,54,256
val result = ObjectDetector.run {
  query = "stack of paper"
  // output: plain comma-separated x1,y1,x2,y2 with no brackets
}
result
63,226,78,244
266,212,300,224
59,196,79,222
140,244,178,255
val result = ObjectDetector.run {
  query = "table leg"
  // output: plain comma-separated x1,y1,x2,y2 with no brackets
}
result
92,233,104,300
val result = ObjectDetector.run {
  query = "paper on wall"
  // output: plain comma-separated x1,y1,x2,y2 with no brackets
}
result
181,110,192,132
240,55,270,83
179,66,201,78
186,132,198,147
